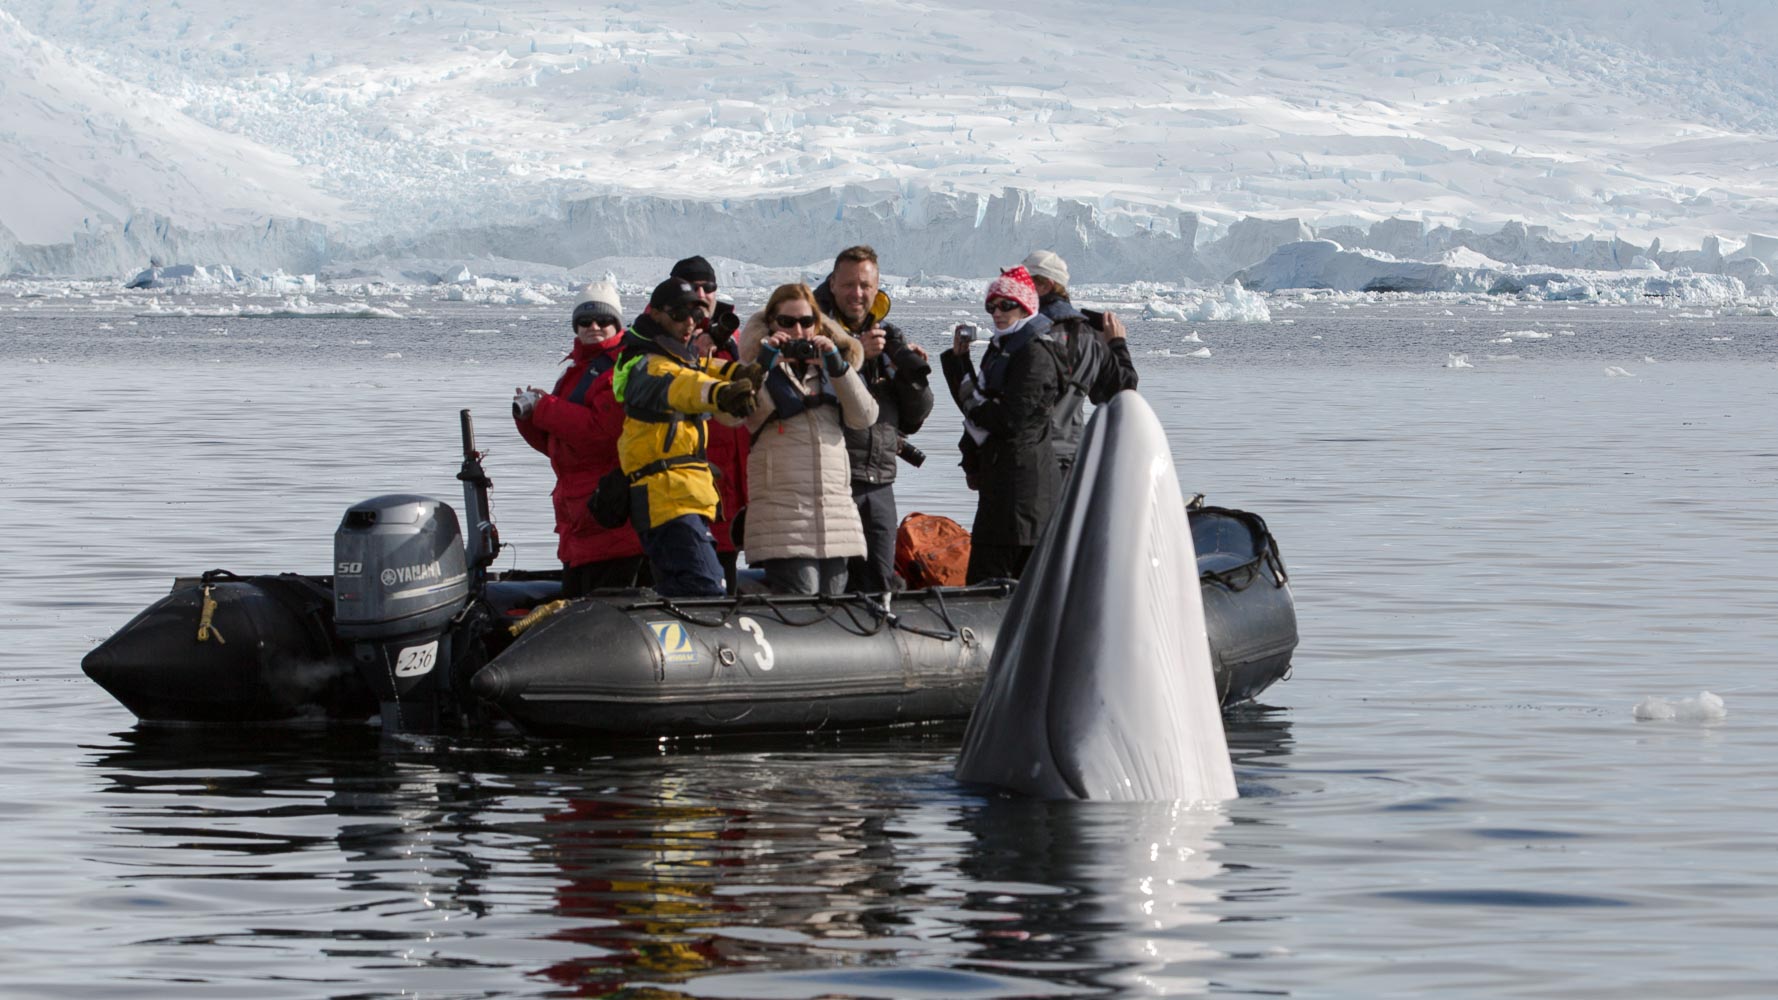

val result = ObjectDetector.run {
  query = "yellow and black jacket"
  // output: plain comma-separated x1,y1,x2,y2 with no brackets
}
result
612,315,751,529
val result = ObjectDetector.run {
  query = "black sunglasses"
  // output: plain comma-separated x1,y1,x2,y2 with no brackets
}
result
772,314,818,329
664,304,707,322
575,316,619,330
986,299,1024,314
689,280,718,293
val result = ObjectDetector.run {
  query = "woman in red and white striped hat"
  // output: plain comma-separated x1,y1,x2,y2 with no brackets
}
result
938,265,1068,583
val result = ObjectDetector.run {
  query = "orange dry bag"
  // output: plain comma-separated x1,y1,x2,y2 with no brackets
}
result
894,513,972,588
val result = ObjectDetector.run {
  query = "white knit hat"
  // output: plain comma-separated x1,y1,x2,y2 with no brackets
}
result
1021,250,1070,288
571,281,623,326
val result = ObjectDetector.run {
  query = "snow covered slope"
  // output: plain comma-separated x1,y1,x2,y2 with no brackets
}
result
0,9,344,245
4,0,1777,273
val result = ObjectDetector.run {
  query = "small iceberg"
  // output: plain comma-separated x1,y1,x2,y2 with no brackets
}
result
1186,347,1212,358
1632,691,1726,722
1444,353,1473,369
1605,366,1635,377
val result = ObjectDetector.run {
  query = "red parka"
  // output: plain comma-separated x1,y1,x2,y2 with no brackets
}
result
514,335,643,566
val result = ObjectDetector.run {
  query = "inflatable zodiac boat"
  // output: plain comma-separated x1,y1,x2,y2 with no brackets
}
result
82,412,1297,738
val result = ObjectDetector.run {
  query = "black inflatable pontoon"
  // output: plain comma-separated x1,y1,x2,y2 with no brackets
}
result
82,412,1296,738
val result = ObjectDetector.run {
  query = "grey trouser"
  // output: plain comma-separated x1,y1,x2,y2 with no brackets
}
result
847,481,898,593
758,557,848,596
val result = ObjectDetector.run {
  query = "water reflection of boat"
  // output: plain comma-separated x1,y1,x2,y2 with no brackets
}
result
81,411,1297,738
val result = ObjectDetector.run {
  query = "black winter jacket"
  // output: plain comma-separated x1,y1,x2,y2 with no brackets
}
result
813,279,935,486
941,314,1066,547
1039,294,1140,472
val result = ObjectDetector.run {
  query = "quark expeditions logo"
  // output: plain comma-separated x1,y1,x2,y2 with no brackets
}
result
381,561,443,587
647,621,701,666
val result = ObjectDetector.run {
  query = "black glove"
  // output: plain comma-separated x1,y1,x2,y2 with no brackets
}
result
730,361,767,389
714,379,757,417
823,347,849,378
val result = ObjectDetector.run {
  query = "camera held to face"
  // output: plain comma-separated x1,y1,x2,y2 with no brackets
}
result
778,338,820,361
709,301,740,337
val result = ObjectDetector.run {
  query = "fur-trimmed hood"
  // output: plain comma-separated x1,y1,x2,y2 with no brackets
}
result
738,309,865,369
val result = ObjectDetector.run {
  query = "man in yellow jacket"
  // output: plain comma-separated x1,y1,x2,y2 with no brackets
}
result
614,277,763,596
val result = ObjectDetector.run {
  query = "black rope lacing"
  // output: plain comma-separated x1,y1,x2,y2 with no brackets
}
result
632,582,1010,640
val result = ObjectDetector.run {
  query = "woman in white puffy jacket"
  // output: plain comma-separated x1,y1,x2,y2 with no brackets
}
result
737,283,879,594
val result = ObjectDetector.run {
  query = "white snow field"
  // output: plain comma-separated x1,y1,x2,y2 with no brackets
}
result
3,0,1777,283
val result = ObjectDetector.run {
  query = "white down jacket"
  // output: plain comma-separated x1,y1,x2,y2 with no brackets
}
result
738,311,878,561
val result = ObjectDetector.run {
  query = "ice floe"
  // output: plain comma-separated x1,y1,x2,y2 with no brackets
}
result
1632,691,1726,722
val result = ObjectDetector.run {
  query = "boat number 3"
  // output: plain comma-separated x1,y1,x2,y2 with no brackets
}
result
737,617,775,671
393,640,439,678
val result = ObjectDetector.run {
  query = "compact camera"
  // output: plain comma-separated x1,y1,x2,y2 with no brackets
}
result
779,338,820,361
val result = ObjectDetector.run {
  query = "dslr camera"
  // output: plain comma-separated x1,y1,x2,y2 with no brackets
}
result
1079,308,1107,332
778,338,820,361
896,437,927,468
885,332,931,383
709,300,740,338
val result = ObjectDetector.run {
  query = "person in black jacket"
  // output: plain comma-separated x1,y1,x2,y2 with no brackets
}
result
815,245,935,592
940,265,1066,583
1020,250,1140,477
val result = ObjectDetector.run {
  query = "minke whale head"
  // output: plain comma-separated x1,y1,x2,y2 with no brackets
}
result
955,391,1237,802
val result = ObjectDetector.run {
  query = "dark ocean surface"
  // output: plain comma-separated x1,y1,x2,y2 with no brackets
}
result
3,291,1776,998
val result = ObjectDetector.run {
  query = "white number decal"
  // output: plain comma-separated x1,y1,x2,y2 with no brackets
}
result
393,640,439,677
337,561,363,575
738,617,774,671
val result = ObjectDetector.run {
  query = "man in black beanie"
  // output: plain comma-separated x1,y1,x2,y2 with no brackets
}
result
669,254,748,591
611,277,763,596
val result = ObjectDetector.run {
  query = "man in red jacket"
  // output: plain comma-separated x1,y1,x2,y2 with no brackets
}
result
513,281,646,597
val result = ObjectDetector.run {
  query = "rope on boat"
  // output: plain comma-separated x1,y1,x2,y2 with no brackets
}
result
639,582,1010,641
1193,506,1290,591
195,584,226,645
509,599,571,637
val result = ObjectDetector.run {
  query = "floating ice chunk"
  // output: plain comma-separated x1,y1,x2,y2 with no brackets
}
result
1632,691,1726,722
1604,366,1635,377
1182,331,1203,343
1643,356,1657,364
1504,329,1551,339
383,352,403,359
1145,283,1270,323
1491,337,1514,344
1444,353,1472,368
1186,347,1212,358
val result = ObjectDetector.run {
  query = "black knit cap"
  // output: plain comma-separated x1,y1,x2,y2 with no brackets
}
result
649,277,703,313
669,255,717,284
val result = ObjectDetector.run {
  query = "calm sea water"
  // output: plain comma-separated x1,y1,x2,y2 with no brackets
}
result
3,292,1776,998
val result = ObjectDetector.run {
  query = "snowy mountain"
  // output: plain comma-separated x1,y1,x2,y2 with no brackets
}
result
3,0,1777,277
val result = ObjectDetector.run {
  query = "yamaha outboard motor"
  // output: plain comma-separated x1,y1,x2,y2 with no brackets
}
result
333,495,471,730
